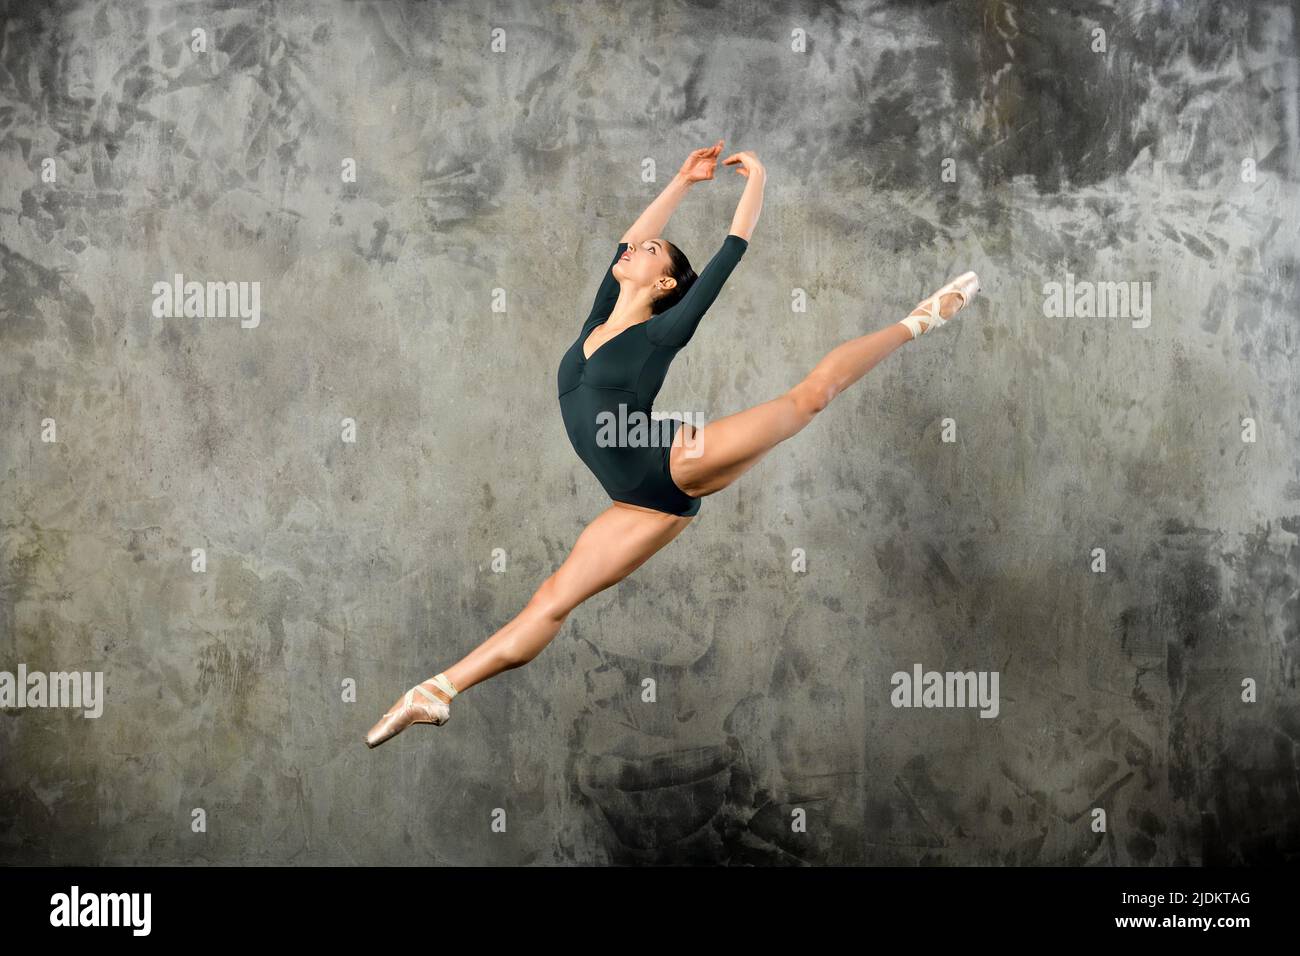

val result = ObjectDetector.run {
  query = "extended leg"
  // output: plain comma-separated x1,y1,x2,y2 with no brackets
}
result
366,502,691,746
443,502,691,687
670,275,977,498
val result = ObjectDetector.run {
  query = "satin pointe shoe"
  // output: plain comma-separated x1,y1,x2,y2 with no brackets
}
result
365,675,455,748
901,270,980,339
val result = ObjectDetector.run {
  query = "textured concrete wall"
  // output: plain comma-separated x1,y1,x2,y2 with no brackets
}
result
1,0,1297,865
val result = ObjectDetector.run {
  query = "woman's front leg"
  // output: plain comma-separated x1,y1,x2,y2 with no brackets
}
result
442,502,692,694
367,503,692,746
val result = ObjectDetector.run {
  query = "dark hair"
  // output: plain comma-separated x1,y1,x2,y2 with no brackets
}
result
651,240,696,315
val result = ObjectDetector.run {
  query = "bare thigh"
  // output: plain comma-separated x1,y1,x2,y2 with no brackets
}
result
443,501,693,690
668,390,816,498
667,321,913,498
544,500,694,612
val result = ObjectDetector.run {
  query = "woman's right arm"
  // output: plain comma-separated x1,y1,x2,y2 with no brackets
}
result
723,150,766,242
585,241,629,323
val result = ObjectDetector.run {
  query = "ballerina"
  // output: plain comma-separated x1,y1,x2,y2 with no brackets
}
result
366,141,978,747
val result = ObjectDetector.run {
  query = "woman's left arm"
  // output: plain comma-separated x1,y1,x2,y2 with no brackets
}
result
643,150,764,348
620,141,724,244
722,150,766,242
644,233,749,349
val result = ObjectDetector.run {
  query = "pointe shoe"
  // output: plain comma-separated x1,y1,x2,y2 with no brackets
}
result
901,270,980,339
365,678,452,748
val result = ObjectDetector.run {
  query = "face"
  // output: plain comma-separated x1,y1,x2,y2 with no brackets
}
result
612,238,675,299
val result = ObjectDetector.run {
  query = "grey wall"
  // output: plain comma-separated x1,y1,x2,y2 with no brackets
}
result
1,0,1297,865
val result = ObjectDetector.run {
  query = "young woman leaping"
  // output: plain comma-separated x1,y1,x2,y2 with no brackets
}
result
366,141,979,747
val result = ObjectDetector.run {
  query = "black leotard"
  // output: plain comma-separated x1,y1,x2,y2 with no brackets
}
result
557,234,749,516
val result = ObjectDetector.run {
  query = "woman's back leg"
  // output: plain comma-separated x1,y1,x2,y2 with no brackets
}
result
671,279,975,498
670,322,913,497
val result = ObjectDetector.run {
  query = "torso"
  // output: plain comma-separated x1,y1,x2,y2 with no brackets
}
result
581,320,642,361
556,315,699,516
557,233,748,518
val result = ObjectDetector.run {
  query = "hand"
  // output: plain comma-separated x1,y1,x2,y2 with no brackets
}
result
722,149,765,179
678,140,724,184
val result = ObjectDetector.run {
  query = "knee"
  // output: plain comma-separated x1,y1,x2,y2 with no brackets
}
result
489,576,576,670
494,579,570,667
788,376,838,418
528,575,573,627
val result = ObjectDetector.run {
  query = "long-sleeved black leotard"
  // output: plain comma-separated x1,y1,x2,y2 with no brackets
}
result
556,234,749,516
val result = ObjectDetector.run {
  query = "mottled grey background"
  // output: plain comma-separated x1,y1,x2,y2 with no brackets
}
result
1,0,1297,865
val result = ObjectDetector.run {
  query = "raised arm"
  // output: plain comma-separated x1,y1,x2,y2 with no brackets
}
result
645,233,749,349
584,241,630,323
586,142,728,322
620,141,723,245
644,151,764,348
721,149,766,242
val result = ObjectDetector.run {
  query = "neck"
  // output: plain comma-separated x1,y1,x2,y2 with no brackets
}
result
605,284,655,327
